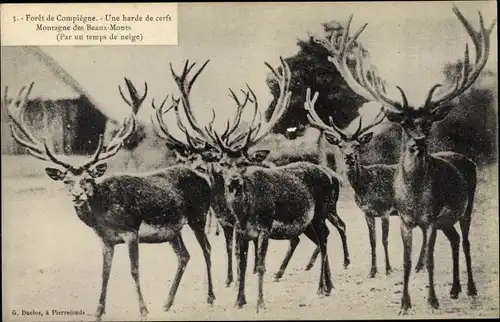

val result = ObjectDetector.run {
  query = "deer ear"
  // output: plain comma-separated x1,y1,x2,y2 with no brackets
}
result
431,105,453,122
248,150,270,163
88,163,107,178
324,133,341,146
45,167,66,181
358,132,374,144
201,150,221,163
385,110,404,123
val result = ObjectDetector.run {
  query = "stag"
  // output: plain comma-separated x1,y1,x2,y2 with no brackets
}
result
181,57,346,312
5,80,215,321
304,93,413,277
315,4,494,314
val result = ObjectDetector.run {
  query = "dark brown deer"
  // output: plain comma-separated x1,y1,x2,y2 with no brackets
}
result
304,94,409,277
156,59,252,288
5,81,215,321
315,4,494,314
171,59,350,288
184,57,343,312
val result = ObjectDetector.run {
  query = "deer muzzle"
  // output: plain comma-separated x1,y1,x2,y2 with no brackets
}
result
226,176,243,194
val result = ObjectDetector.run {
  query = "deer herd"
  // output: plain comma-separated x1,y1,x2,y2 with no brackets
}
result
4,5,495,321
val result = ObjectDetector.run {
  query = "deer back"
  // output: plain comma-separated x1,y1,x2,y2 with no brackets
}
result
89,165,211,230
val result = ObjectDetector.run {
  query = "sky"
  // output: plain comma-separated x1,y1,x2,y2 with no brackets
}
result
1,1,497,137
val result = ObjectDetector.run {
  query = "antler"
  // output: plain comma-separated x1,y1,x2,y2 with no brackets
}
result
423,4,496,113
151,93,212,153
170,59,218,148
304,87,386,140
304,88,348,140
354,106,387,138
229,56,291,151
221,86,254,144
151,95,188,150
82,79,144,167
4,83,73,169
314,15,408,113
119,77,148,114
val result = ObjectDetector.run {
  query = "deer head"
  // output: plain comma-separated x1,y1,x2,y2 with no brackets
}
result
150,59,224,174
5,80,146,206
304,88,386,166
203,57,292,193
315,5,495,156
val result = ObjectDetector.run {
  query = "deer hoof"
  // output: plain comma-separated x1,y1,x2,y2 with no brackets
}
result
163,302,173,312
207,293,216,305
95,305,105,320
386,267,393,275
399,296,412,315
304,264,313,271
467,283,478,297
415,260,426,273
449,284,462,299
256,300,266,313
428,296,440,309
368,268,377,278
234,296,247,309
344,259,351,269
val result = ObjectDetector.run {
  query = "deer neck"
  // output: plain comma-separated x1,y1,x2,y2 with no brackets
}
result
398,132,429,188
317,131,328,166
72,181,100,228
208,170,234,224
346,158,364,192
226,177,253,231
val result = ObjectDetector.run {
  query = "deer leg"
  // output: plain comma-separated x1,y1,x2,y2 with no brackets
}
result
215,221,221,236
222,225,235,287
235,231,249,309
252,238,259,274
256,232,270,313
95,243,114,321
126,234,148,319
365,214,377,278
274,237,300,281
163,234,190,311
192,229,216,305
399,221,413,315
415,226,427,273
442,226,461,299
305,223,332,296
205,209,213,235
425,224,439,310
305,247,320,271
459,217,477,296
320,221,333,294
381,213,392,275
328,212,350,269
234,229,241,290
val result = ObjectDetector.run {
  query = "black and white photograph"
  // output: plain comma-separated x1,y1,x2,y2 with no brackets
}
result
1,1,498,321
